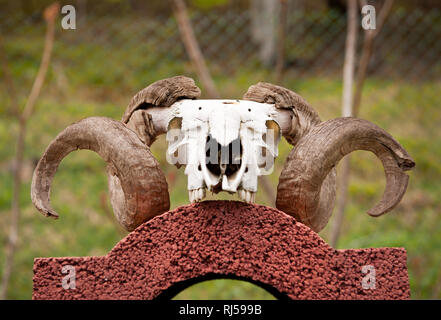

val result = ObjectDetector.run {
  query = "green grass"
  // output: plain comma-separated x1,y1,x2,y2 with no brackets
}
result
1,21,441,300
173,279,276,300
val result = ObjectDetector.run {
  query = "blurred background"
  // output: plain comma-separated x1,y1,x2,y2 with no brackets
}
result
0,0,440,299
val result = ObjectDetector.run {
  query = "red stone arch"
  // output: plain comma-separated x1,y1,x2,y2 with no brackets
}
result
33,201,410,300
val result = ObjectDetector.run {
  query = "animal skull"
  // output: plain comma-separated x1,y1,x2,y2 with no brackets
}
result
166,99,281,203
31,76,415,233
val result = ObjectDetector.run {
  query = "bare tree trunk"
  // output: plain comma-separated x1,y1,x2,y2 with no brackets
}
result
330,0,394,247
173,0,219,98
0,45,19,118
330,0,358,247
275,0,288,84
0,2,58,299
172,0,276,205
250,0,279,67
353,0,394,117
341,0,358,119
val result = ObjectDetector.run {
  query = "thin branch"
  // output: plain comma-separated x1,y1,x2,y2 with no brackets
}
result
330,0,358,247
173,0,220,99
330,0,394,247
0,2,59,299
259,176,276,207
275,0,288,85
0,39,20,118
22,3,58,121
353,0,394,116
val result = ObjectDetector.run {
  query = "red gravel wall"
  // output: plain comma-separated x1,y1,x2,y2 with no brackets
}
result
33,201,410,300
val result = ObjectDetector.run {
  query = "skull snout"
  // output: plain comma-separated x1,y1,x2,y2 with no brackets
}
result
205,134,243,193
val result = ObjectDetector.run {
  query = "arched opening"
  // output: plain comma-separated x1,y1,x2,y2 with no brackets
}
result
155,273,289,300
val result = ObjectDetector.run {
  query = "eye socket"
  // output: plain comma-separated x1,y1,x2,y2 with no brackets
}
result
198,107,202,110
248,108,251,112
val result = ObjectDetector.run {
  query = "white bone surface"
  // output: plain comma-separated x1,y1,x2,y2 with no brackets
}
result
165,99,283,204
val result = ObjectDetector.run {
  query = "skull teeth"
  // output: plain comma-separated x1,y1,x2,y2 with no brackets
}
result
238,189,256,204
189,188,206,203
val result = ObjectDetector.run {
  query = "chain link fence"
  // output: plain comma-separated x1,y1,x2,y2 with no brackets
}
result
1,0,441,300
2,1,441,82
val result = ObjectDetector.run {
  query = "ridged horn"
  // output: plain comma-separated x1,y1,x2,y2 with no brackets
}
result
276,117,415,232
243,81,320,145
122,75,201,146
31,117,170,231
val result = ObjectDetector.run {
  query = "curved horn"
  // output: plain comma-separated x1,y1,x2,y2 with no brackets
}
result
122,75,201,146
276,117,415,232
243,82,320,145
31,117,170,231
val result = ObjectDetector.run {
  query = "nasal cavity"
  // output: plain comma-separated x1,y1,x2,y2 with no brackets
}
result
205,135,242,177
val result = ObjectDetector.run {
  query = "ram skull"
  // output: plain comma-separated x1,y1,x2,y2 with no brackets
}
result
31,76,415,233
166,99,281,203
